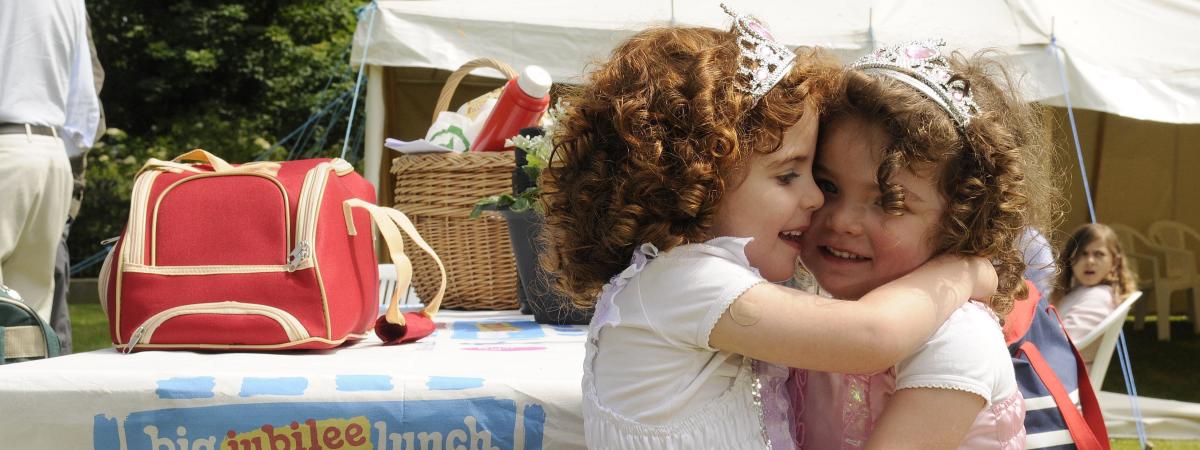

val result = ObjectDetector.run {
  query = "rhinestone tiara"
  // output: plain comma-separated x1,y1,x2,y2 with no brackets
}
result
721,4,796,104
851,38,979,128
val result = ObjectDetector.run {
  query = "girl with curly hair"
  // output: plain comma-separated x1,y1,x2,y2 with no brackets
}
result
1051,223,1137,363
540,7,999,448
791,40,1061,449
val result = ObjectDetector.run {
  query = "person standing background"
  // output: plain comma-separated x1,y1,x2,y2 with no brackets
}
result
0,0,100,332
48,10,106,355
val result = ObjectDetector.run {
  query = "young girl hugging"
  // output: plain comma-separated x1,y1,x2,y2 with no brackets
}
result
1051,223,1137,363
792,40,1059,449
540,7,999,449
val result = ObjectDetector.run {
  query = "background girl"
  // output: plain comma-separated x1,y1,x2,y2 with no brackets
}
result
792,40,1059,449
540,8,998,448
1051,222,1138,363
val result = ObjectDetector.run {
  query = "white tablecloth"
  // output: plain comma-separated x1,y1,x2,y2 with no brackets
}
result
0,310,586,450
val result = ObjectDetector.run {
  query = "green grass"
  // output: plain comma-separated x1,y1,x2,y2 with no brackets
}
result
69,302,112,353
1101,318,1200,403
67,305,1200,446
1114,439,1200,449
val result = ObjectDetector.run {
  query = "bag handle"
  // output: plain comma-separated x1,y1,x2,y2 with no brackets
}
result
172,149,236,172
342,199,447,325
431,58,517,123
139,149,281,177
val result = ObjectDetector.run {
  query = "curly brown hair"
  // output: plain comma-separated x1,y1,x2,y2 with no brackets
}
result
540,26,841,308
1051,223,1138,306
824,50,1063,318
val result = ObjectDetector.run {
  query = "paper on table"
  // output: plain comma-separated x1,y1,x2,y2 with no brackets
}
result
384,138,455,154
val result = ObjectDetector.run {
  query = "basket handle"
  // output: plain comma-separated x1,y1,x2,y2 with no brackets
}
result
432,58,517,123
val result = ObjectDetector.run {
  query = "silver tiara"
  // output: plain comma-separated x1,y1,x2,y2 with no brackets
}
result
722,4,796,104
851,39,979,128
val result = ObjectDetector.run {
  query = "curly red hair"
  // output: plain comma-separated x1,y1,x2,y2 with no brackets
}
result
541,26,841,308
823,51,1063,318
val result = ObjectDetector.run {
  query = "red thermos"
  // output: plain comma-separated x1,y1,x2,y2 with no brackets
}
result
472,65,552,152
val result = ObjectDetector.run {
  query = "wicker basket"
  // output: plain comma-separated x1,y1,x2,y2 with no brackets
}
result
391,58,521,310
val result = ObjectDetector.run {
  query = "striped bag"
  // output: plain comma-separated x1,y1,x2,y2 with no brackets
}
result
1004,281,1110,450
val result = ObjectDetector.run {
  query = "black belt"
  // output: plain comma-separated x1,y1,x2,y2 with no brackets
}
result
0,123,56,137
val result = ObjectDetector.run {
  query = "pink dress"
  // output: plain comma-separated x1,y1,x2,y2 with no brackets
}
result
790,302,1025,449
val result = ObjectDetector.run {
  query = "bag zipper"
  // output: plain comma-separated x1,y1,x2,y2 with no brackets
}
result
124,171,161,265
122,301,310,353
122,263,295,275
289,162,337,271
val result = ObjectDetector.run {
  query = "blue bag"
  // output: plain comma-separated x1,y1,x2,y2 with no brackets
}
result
1005,281,1109,450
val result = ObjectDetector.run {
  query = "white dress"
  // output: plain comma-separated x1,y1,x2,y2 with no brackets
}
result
1056,284,1116,363
583,237,793,449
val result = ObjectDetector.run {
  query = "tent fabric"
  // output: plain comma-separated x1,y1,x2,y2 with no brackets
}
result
1101,392,1200,441
352,0,1200,124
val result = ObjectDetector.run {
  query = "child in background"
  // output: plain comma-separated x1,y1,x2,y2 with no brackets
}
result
540,7,998,449
1051,223,1137,362
792,40,1058,449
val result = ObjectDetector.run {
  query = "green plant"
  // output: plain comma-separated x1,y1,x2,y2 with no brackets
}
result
469,104,559,218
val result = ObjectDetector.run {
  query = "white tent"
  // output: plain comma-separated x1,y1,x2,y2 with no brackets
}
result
349,1,1200,441
351,0,1200,297
350,0,1200,234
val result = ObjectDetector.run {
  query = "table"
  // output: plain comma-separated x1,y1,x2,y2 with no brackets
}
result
0,311,586,450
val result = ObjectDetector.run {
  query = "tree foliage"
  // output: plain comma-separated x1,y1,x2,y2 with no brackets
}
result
71,1,365,274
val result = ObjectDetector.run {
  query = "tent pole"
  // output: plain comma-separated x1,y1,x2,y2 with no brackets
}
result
365,64,385,189
867,8,875,51
1089,113,1108,203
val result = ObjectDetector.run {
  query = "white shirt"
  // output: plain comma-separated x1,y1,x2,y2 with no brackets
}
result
583,237,776,449
0,0,99,148
1057,284,1116,362
896,302,1018,406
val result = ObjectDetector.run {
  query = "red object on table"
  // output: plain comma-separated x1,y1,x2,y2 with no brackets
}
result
472,65,552,152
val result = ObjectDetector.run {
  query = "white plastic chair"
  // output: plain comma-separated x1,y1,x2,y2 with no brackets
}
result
1074,291,1142,390
1110,223,1197,341
378,264,420,311
1148,220,1200,336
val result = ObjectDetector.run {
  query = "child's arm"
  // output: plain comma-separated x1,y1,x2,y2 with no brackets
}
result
863,388,984,450
708,254,995,373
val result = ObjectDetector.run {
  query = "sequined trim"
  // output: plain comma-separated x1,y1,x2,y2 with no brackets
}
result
751,359,772,448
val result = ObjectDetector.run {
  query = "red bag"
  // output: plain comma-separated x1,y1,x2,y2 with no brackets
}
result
99,150,445,351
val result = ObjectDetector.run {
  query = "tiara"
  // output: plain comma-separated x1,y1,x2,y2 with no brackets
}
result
721,4,796,104
851,39,979,128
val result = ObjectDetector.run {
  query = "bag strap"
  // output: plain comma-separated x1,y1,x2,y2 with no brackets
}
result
1049,304,1113,447
1019,342,1110,450
1004,280,1040,345
342,199,447,325
431,58,517,123
139,149,281,177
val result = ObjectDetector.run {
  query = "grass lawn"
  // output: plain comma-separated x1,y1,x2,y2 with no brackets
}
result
1101,319,1200,403
1114,439,1200,449
70,302,111,353
67,304,1200,447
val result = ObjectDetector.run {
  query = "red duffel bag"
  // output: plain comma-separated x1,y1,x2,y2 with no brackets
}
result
98,150,445,352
